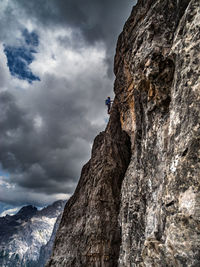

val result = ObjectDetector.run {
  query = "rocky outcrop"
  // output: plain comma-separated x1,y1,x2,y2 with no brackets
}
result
0,200,65,267
48,0,200,266
47,108,131,266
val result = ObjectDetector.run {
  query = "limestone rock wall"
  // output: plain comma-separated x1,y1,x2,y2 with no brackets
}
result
116,0,200,266
47,0,200,266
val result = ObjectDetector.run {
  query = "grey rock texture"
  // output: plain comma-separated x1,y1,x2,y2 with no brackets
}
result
48,0,200,266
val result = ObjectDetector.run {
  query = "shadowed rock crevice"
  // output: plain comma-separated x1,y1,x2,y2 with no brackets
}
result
177,0,191,22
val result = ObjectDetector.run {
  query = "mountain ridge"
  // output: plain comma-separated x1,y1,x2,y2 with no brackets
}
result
0,200,66,267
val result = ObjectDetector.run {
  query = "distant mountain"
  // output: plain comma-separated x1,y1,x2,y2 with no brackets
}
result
0,200,66,267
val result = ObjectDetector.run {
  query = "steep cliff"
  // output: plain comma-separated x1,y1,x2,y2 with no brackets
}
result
47,107,131,266
47,0,200,266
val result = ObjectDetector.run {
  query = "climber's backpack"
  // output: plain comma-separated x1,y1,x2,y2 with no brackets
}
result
105,99,110,105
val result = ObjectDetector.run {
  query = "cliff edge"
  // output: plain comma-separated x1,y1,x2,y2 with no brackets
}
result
47,0,200,266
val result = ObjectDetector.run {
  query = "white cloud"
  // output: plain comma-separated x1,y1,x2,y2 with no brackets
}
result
0,207,21,217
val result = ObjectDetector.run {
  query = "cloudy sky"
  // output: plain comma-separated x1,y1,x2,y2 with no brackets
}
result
0,0,136,212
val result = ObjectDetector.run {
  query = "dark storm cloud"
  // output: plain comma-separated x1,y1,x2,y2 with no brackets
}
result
0,91,27,133
16,0,135,75
16,0,134,42
0,70,106,196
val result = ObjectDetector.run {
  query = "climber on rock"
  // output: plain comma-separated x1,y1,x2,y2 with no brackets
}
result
105,97,113,114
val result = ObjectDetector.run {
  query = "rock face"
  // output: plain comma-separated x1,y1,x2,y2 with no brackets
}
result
48,0,200,266
0,200,65,267
47,108,131,266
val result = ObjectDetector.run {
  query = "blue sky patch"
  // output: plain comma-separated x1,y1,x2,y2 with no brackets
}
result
4,29,40,83
23,29,39,47
0,170,9,178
